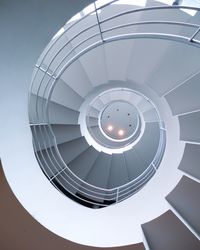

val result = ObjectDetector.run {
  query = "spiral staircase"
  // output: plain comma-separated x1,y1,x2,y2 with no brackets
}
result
1,0,200,249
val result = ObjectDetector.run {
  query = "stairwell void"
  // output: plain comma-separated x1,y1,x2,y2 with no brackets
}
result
29,0,200,210
2,0,200,248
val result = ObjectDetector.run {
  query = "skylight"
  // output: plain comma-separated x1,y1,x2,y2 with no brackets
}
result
156,0,174,5
95,0,113,8
67,0,200,26
179,0,200,16
68,12,81,23
82,3,95,15
113,0,147,6
52,27,65,40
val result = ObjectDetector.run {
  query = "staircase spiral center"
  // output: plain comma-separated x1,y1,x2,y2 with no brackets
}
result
100,101,140,141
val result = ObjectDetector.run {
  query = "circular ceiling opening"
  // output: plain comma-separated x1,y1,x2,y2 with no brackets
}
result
100,101,140,141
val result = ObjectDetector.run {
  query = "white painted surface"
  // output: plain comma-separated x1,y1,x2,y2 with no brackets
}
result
0,0,193,247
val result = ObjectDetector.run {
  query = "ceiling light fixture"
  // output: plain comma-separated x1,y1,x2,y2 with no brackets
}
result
107,125,113,131
118,129,124,136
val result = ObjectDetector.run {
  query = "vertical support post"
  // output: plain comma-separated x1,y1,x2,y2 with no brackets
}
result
94,1,104,42
189,26,200,42
152,163,157,171
116,188,119,203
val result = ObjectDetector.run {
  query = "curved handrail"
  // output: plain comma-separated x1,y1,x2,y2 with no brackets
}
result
29,3,200,120
29,1,200,206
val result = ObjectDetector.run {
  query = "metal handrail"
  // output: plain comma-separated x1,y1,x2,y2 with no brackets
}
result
29,3,200,120
31,3,200,120
35,0,119,68
32,45,191,201
29,1,200,206
100,5,200,25
33,5,200,127
31,12,197,203
31,93,159,201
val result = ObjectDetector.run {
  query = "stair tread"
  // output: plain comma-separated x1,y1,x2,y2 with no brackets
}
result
57,137,89,165
68,146,99,181
178,143,200,180
85,152,112,189
166,176,200,235
142,210,200,250
108,153,129,189
135,122,160,166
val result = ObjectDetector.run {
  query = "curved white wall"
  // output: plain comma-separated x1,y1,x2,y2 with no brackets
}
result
0,0,187,247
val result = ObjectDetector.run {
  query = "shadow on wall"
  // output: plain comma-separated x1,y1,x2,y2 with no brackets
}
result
0,161,144,250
